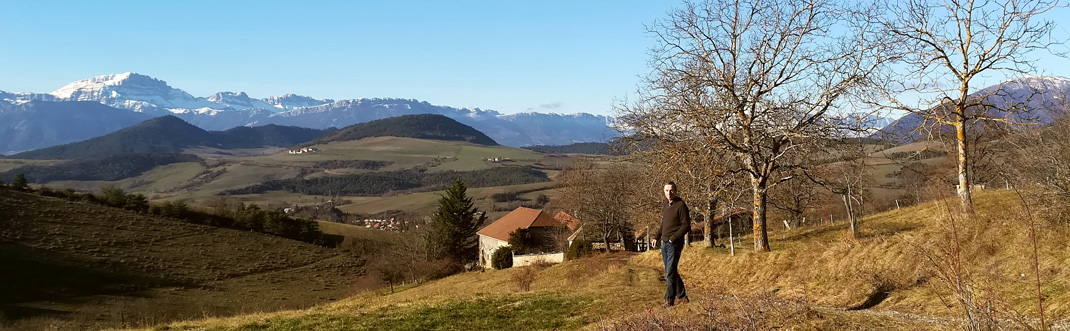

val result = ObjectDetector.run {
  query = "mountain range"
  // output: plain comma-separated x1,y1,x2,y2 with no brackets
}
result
0,73,617,153
4,73,1066,155
876,75,1070,139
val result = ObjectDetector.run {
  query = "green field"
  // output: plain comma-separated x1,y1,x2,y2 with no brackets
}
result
6,137,569,224
335,182,557,217
0,159,61,173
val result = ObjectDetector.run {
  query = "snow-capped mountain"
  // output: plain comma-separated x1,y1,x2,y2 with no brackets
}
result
181,98,617,146
207,91,279,111
1,89,59,104
0,73,619,149
263,94,334,109
50,73,226,114
878,75,1070,140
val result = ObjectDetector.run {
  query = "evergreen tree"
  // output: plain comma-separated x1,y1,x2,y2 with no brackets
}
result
13,173,28,190
426,179,486,266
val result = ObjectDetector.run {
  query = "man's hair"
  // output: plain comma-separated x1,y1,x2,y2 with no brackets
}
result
665,181,677,189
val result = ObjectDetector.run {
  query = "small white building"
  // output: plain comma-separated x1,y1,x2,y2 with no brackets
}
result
288,147,320,154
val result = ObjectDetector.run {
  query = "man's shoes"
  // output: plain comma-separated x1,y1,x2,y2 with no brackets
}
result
660,301,674,308
674,297,690,305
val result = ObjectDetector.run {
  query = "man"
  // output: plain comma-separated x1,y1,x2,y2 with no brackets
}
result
652,181,689,307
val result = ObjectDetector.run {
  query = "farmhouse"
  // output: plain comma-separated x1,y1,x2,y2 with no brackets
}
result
477,207,572,268
288,147,320,154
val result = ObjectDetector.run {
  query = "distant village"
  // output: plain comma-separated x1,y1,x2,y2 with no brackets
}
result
288,147,320,154
358,218,408,231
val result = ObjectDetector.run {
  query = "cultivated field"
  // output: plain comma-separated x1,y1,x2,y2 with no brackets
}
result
19,137,573,220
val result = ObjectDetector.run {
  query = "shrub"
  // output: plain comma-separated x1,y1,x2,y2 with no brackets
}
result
421,258,463,281
492,246,514,269
37,186,57,197
507,228,537,254
491,192,521,202
13,173,28,190
566,239,592,260
512,266,537,291
98,185,127,207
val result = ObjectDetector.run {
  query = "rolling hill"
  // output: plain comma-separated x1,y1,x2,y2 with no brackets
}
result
11,116,330,160
0,187,366,331
306,114,498,146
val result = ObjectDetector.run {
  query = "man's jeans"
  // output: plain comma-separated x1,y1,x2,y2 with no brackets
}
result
661,240,687,304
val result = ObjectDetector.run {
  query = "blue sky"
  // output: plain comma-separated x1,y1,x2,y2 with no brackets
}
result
1,1,1068,117
0,1,675,116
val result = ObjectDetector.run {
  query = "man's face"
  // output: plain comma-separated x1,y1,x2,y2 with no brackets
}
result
663,184,676,201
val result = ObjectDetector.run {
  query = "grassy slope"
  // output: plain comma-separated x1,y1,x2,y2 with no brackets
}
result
138,190,1069,331
0,189,365,331
46,161,207,193
0,159,62,173
631,189,1070,319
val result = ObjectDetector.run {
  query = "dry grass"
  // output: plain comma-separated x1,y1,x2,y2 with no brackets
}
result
632,189,1070,327
129,244,971,331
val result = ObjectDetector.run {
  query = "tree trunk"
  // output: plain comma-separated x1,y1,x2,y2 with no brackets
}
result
751,175,770,251
955,116,974,213
843,193,858,238
727,212,735,256
703,210,713,247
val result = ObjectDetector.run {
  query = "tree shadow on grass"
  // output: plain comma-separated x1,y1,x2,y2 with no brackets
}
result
779,221,921,242
0,244,193,323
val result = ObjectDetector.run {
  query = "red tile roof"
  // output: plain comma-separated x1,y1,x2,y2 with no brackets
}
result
553,211,580,231
477,207,561,241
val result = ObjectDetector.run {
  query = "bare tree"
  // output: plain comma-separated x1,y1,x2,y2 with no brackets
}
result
874,0,1063,212
769,166,825,228
624,135,738,247
618,0,885,251
1005,108,1070,223
557,159,645,250
818,116,877,238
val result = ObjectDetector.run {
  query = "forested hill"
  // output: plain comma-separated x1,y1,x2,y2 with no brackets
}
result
214,124,334,147
12,116,330,159
223,166,547,196
0,153,203,183
305,114,498,146
524,142,611,155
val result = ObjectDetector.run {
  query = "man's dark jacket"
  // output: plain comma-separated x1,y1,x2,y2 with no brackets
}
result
654,197,690,244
